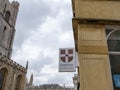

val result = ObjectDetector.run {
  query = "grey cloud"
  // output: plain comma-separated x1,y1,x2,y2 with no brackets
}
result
12,0,75,86
29,57,53,73
17,0,60,29
47,74,73,85
14,0,61,47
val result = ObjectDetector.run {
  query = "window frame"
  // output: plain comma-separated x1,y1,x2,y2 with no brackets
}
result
4,11,11,23
0,68,8,90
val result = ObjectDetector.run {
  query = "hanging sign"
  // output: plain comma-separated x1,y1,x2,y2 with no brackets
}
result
59,48,76,72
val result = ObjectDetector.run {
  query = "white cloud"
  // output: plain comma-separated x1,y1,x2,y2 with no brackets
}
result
11,0,75,86
41,65,57,74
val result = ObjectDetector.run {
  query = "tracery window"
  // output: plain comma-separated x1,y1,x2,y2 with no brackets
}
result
0,68,8,90
106,29,120,90
4,11,10,22
15,75,22,90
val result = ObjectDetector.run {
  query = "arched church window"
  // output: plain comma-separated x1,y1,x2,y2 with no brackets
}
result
106,29,120,89
4,11,10,22
3,26,6,36
0,68,8,90
15,75,22,90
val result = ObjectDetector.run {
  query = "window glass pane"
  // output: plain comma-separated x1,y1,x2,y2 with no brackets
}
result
108,40,120,51
109,30,120,40
105,29,113,36
107,29,120,90
0,70,3,90
109,55,120,90
5,11,10,22
0,69,7,90
110,55,120,74
108,30,120,52
15,76,22,90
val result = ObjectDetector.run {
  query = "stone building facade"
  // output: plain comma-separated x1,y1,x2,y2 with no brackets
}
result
26,75,74,90
72,0,120,90
27,84,74,90
0,0,19,58
0,0,27,90
0,53,27,90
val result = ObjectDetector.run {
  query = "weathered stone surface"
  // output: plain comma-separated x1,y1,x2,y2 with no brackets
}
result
0,0,27,90
79,54,112,90
72,0,120,20
0,53,27,90
77,23,108,54
72,0,115,90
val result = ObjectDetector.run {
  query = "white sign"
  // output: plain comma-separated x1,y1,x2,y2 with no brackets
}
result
59,48,76,72
75,52,79,67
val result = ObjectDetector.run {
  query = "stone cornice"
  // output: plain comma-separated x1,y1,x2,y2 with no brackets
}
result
72,18,120,51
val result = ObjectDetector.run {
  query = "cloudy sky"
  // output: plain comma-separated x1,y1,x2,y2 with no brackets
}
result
10,0,76,86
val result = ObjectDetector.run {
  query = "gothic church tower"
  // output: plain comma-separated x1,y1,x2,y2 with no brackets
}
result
0,0,19,58
0,0,27,90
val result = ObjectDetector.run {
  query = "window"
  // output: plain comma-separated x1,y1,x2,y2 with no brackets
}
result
0,68,8,90
4,11,10,22
3,26,6,39
15,75,22,90
106,29,120,90
2,26,7,45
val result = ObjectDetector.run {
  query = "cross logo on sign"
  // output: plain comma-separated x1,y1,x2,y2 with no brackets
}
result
60,49,73,63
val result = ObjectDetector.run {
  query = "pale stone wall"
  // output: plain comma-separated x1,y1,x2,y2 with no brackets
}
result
79,54,112,90
0,0,19,27
73,0,120,20
71,0,118,90
0,0,19,58
77,23,108,54
0,0,27,90
73,22,113,90
0,53,27,90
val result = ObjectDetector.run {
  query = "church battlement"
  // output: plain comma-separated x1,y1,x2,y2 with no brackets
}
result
0,52,27,73
11,1,19,9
